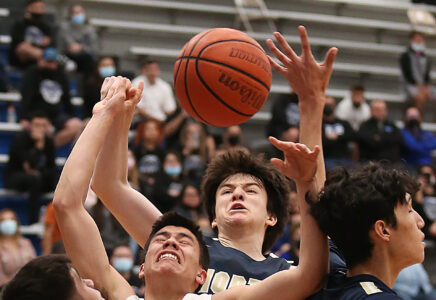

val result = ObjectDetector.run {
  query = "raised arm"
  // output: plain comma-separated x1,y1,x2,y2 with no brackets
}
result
266,26,337,190
54,77,142,299
91,81,162,247
214,141,327,300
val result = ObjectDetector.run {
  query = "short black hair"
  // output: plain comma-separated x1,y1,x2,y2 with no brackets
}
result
311,163,419,269
410,31,425,40
3,255,76,300
351,85,365,92
26,0,43,7
29,110,49,121
143,212,209,270
140,59,158,69
201,150,290,253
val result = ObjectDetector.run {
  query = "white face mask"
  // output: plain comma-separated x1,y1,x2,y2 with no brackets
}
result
411,42,426,53
0,220,18,236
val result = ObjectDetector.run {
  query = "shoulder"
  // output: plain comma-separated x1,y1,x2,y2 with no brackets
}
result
183,293,212,300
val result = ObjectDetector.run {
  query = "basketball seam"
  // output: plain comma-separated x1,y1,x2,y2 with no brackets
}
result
194,59,254,118
179,56,270,92
182,30,213,125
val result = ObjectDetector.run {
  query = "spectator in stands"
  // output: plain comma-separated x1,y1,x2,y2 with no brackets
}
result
58,4,98,79
2,255,104,299
264,125,299,160
335,85,371,131
413,170,436,240
400,31,432,114
216,125,250,156
127,149,140,191
393,263,436,300
266,93,299,138
163,107,190,150
109,244,143,296
83,56,117,118
4,111,56,224
9,0,54,69
132,59,176,122
401,106,436,167
41,201,61,255
0,209,36,287
358,100,402,164
174,183,211,236
19,48,82,147
155,150,185,213
322,96,354,171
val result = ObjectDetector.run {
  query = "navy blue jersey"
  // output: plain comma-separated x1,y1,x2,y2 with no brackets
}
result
198,237,292,294
308,274,400,300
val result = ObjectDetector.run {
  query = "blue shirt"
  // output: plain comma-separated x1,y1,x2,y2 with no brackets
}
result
401,128,436,166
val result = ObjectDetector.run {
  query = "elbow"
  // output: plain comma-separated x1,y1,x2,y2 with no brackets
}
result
53,188,74,214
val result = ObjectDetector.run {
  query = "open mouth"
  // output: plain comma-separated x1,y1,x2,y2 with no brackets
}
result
157,252,180,264
230,203,247,211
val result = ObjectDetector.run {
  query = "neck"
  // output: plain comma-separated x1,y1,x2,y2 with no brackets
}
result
348,251,400,288
218,225,265,261
147,77,156,85
145,277,190,300
144,140,157,150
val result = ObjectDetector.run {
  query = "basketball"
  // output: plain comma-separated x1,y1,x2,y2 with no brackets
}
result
173,28,272,127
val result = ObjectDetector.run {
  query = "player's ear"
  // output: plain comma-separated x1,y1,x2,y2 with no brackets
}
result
266,213,277,227
196,268,207,285
373,220,391,242
138,263,145,279
211,218,217,229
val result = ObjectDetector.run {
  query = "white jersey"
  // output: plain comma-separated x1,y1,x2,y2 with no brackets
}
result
126,293,212,300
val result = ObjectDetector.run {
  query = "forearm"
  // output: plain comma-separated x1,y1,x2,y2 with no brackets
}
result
164,113,185,136
295,179,328,293
299,94,325,190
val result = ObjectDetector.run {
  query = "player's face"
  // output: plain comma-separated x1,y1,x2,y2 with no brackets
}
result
213,173,275,232
389,194,425,267
70,268,105,300
144,226,205,286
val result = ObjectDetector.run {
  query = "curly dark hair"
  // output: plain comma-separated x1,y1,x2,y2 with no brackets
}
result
201,150,290,253
311,163,419,269
143,212,209,270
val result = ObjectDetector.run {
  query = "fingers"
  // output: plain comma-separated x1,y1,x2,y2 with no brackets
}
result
273,32,299,62
266,38,293,67
298,26,313,58
270,158,285,172
267,56,287,77
100,77,115,101
321,47,338,69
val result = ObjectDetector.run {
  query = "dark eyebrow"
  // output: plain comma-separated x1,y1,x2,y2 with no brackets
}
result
154,231,195,242
154,231,170,239
177,232,195,242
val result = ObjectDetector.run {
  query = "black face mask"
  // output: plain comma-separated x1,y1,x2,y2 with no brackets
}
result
227,134,240,146
30,12,44,23
323,105,334,116
406,119,421,130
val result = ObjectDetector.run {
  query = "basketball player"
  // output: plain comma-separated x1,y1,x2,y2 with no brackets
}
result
308,164,425,299
54,75,327,299
90,26,337,293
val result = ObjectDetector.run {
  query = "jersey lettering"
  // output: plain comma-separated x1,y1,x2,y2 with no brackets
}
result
228,275,247,289
199,269,215,293
211,272,230,294
360,282,382,295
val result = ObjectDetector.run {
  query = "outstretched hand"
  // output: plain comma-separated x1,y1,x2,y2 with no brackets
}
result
269,136,320,183
266,26,337,107
93,76,144,116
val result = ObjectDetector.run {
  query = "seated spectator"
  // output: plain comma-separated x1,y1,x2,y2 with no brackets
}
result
58,4,98,79
132,59,176,122
131,119,164,198
109,244,143,297
265,125,299,160
4,111,56,224
266,92,299,138
83,56,117,118
163,107,190,150
216,125,250,156
322,96,354,171
393,263,436,300
335,85,371,131
413,170,436,240
19,48,82,147
400,31,432,114
401,107,436,168
174,183,211,236
155,150,184,213
358,100,402,164
9,0,54,69
2,255,103,299
0,209,36,288
41,201,61,255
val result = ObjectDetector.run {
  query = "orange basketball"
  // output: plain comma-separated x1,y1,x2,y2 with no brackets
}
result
173,28,272,127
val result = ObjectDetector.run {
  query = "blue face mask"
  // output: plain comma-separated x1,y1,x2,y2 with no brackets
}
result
72,13,86,24
99,66,116,78
165,165,182,177
0,220,18,236
113,257,133,273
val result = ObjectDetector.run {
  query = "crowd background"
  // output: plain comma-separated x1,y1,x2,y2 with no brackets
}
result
1,0,436,299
